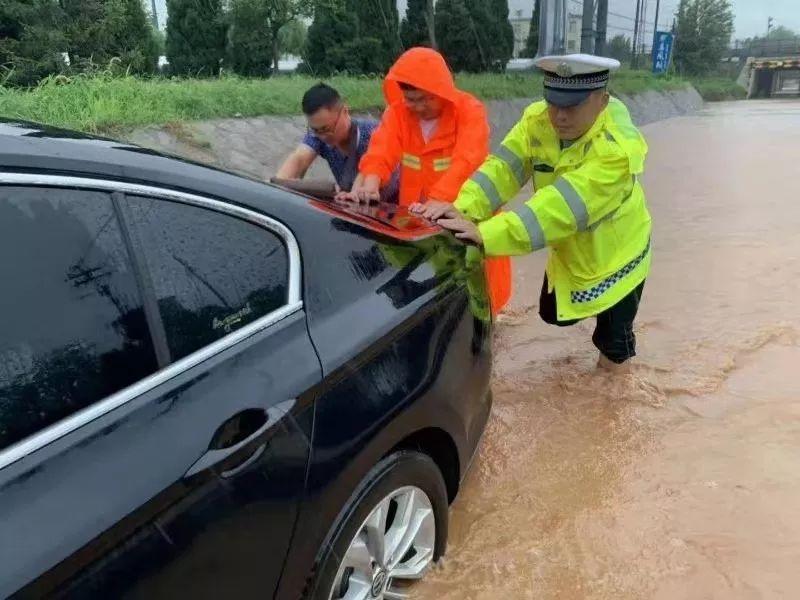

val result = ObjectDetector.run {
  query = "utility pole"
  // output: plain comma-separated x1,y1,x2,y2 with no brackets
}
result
595,0,608,56
632,0,642,68
580,0,594,53
538,0,567,56
652,0,660,48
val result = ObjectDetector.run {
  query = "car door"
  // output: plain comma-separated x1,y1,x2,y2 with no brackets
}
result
0,180,319,598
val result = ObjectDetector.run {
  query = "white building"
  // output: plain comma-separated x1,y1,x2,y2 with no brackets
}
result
509,6,583,58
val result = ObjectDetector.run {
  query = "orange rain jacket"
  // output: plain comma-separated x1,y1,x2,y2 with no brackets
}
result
359,47,511,313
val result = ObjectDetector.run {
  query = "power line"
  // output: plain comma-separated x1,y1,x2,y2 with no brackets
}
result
607,23,655,35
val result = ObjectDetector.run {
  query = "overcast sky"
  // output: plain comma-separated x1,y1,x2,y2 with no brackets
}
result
151,0,798,43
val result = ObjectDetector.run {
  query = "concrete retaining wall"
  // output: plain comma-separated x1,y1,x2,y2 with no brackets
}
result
126,86,704,181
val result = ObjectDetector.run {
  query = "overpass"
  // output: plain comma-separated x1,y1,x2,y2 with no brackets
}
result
730,40,800,99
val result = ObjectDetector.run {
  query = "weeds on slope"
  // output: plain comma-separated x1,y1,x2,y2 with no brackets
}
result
0,70,694,134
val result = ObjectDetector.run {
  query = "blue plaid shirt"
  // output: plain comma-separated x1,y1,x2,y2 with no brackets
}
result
302,118,400,201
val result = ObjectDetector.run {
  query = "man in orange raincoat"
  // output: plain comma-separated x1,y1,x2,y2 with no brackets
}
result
342,47,512,313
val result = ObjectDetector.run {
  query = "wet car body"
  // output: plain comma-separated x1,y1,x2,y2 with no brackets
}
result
0,121,493,598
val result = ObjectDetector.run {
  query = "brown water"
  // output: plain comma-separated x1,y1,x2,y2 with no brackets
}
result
414,100,800,600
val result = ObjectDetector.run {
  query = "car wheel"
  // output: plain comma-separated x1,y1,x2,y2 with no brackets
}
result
306,451,449,600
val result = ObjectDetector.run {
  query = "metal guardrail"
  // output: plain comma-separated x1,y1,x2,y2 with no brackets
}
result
727,40,800,59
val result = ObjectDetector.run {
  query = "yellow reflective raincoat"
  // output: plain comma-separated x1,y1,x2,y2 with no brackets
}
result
455,97,652,321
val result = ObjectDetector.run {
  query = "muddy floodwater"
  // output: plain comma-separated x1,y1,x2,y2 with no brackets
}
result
414,100,800,600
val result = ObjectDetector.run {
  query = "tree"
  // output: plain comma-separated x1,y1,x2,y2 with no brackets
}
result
436,0,511,72
304,0,391,75
304,2,357,74
228,0,312,77
60,0,158,74
673,0,733,75
166,0,226,76
606,34,631,64
487,0,514,70
0,0,67,86
522,0,540,58
279,19,307,56
763,26,799,41
349,0,400,71
60,0,107,68
436,0,481,72
401,0,436,49
101,0,159,73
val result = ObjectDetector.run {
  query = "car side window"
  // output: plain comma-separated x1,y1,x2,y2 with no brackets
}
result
124,196,289,362
0,187,159,451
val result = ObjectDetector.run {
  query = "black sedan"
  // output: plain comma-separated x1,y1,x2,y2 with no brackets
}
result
0,121,493,599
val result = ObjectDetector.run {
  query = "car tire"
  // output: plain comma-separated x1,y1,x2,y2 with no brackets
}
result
304,451,449,600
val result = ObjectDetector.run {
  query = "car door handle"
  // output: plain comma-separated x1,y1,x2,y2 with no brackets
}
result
184,399,295,479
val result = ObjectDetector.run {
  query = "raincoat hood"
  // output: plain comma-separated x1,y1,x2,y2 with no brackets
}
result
384,47,459,106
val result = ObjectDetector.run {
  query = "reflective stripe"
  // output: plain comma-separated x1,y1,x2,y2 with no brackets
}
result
511,205,546,250
433,157,452,172
571,240,650,303
402,153,421,170
470,171,504,211
493,144,528,184
553,177,589,231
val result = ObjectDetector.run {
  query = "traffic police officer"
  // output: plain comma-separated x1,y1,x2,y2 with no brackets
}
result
413,54,652,371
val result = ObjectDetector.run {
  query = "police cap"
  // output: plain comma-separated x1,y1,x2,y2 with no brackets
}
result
534,54,621,107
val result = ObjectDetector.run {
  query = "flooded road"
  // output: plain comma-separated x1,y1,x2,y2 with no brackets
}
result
415,100,800,599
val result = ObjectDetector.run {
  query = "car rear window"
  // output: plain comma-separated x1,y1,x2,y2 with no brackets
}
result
309,199,440,241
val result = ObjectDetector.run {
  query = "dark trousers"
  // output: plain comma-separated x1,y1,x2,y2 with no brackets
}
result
539,276,645,364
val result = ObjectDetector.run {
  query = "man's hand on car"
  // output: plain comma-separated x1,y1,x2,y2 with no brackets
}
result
437,215,483,247
337,174,381,204
409,200,460,221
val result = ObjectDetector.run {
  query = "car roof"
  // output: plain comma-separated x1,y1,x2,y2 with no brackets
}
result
0,118,328,227
0,118,260,188
0,119,440,242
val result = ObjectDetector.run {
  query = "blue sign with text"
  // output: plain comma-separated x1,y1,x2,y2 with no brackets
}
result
652,32,674,74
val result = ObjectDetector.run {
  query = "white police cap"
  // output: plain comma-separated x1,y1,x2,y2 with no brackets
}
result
534,54,621,107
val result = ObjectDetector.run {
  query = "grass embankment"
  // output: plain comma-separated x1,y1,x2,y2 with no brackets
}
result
688,77,747,101
0,70,713,135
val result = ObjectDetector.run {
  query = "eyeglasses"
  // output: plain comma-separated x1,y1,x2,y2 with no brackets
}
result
403,92,435,108
308,106,344,136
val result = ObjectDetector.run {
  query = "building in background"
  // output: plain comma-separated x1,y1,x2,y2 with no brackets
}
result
508,6,581,58
509,9,531,57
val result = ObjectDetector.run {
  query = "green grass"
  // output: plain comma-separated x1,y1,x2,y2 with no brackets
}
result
0,70,700,134
688,77,747,101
